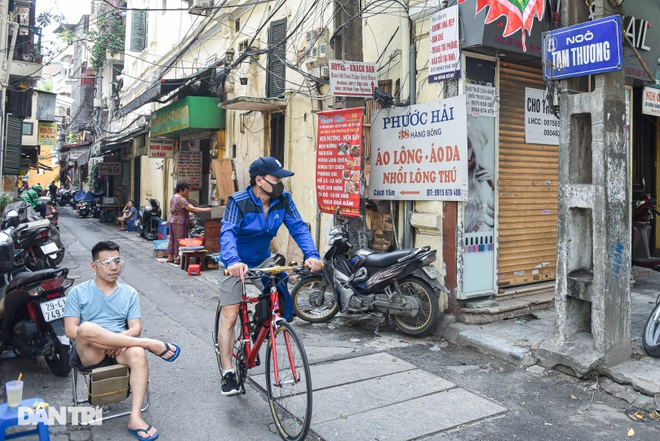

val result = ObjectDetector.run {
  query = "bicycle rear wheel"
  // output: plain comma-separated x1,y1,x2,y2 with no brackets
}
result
213,303,247,388
265,321,313,441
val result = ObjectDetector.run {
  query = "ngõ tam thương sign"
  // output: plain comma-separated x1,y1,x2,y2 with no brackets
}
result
543,15,623,80
369,96,468,201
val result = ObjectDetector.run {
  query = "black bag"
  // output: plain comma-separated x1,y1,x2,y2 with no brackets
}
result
254,294,271,330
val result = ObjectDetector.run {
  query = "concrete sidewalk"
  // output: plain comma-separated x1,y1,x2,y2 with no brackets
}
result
442,266,660,410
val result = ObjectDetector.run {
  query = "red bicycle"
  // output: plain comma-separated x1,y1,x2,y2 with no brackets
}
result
213,265,313,441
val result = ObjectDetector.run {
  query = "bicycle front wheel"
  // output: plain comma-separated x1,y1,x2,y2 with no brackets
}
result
265,321,313,441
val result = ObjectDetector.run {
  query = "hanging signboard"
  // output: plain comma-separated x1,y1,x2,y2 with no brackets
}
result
37,121,57,146
428,5,460,82
316,108,363,217
542,15,623,80
148,138,174,158
177,151,203,190
370,95,468,201
642,86,660,117
329,60,378,97
524,87,559,145
97,162,121,176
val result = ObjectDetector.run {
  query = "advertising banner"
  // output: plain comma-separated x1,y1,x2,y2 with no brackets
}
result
148,138,174,158
642,86,660,117
97,162,121,176
329,60,378,97
428,5,460,82
543,15,623,80
524,87,559,145
176,151,203,190
316,108,363,217
37,121,57,146
369,96,468,201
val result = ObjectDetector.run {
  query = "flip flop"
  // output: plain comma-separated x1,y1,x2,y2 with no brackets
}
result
128,425,159,441
150,342,180,362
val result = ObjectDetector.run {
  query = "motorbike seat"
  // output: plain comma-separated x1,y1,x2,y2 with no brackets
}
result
363,249,414,268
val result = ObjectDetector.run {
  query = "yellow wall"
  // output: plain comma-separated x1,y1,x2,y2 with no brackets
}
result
27,145,60,190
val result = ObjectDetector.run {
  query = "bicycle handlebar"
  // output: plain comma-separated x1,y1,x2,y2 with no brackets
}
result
223,265,305,277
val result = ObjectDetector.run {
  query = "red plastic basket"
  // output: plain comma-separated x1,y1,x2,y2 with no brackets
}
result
178,238,203,247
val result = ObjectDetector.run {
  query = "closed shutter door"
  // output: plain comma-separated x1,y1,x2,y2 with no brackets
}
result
267,18,287,97
3,115,22,175
497,62,559,289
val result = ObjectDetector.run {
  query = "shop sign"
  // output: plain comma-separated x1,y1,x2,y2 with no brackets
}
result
176,151,202,190
329,60,378,97
37,121,57,146
370,96,468,201
148,138,174,158
68,147,87,160
428,5,460,82
642,86,660,117
542,15,623,80
97,162,121,176
524,88,559,145
316,108,363,218
150,97,225,137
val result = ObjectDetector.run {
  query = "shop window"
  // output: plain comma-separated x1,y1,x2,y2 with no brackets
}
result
22,122,33,135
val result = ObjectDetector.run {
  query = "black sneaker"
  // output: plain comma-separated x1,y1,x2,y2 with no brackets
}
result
221,371,240,396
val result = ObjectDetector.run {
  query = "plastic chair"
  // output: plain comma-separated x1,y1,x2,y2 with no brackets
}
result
0,398,50,440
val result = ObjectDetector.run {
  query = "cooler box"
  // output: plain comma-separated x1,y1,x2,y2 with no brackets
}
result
153,239,169,258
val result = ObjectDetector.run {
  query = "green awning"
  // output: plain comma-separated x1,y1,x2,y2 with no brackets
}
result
150,96,225,138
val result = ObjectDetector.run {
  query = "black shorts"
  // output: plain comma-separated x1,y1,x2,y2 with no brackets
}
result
69,345,117,371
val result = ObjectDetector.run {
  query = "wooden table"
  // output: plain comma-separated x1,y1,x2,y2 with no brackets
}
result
180,249,207,271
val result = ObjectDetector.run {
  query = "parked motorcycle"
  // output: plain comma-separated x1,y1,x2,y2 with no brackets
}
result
136,198,162,241
291,223,446,336
632,181,660,271
2,201,66,270
0,225,74,376
90,192,104,219
56,188,74,207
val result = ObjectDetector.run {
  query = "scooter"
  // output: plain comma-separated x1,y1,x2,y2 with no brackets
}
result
56,189,73,207
632,184,660,270
2,202,65,270
291,222,447,336
0,226,74,376
135,198,162,241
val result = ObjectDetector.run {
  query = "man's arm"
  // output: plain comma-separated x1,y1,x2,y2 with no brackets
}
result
283,195,321,261
220,195,243,267
64,316,80,341
123,318,142,337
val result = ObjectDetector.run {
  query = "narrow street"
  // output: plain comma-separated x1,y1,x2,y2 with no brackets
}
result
2,207,660,440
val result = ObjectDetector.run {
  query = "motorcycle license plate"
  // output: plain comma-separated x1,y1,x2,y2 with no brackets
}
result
40,298,66,322
41,242,59,255
422,265,441,279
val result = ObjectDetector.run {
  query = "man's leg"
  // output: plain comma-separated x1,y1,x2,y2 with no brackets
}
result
116,347,158,439
219,304,239,371
75,322,176,366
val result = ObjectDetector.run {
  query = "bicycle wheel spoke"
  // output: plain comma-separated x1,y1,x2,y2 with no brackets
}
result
265,321,313,441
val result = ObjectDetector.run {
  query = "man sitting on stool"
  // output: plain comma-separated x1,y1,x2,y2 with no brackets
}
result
64,240,181,441
118,200,138,231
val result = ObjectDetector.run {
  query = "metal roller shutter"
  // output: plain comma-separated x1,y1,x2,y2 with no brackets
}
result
497,62,559,288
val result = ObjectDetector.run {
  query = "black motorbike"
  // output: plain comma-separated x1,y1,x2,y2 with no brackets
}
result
136,198,162,241
91,192,104,219
3,201,65,270
0,225,74,376
291,223,447,336
56,189,73,207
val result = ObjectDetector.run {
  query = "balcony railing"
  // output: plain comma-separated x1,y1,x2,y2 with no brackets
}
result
13,25,43,63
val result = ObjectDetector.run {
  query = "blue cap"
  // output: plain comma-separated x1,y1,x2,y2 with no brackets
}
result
249,157,294,178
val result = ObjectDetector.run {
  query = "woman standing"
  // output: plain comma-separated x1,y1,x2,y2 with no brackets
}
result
167,182,212,264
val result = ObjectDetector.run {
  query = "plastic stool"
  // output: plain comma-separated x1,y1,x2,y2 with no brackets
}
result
126,221,137,232
0,397,51,440
188,264,201,276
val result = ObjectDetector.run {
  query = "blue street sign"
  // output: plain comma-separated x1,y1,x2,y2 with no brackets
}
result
543,15,623,80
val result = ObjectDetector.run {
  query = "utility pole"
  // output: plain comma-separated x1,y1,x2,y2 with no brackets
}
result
537,0,630,376
333,0,368,248
94,61,103,139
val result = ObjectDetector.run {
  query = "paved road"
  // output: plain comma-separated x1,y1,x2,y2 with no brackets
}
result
1,206,660,440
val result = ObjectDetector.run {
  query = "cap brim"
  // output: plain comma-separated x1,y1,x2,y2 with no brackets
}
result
271,169,294,178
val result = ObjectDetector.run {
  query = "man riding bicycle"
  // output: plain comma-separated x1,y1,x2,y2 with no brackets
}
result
217,156,323,396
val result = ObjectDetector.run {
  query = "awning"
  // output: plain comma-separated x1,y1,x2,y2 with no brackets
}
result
219,96,287,112
116,67,216,118
150,96,224,137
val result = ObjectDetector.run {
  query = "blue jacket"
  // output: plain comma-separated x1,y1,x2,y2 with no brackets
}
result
220,186,320,268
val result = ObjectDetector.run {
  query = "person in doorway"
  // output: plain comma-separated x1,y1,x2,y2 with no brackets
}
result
20,183,46,217
166,182,212,264
117,200,138,231
64,240,181,441
217,156,323,396
45,201,58,227
48,180,58,202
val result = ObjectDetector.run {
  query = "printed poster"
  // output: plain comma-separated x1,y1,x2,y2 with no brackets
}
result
37,121,57,146
428,5,460,82
316,108,363,217
177,151,203,191
369,96,468,201
524,87,559,145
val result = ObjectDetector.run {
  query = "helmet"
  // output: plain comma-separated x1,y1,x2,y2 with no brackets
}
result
33,184,42,192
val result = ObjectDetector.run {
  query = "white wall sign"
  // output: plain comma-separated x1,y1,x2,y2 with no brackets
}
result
642,86,660,117
369,95,468,201
524,87,559,145
428,5,460,82
149,138,174,158
466,84,496,118
329,60,378,97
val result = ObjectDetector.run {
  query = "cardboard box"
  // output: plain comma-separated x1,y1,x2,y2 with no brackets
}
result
153,249,168,258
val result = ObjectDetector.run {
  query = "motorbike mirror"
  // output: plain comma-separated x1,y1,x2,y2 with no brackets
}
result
5,210,19,228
